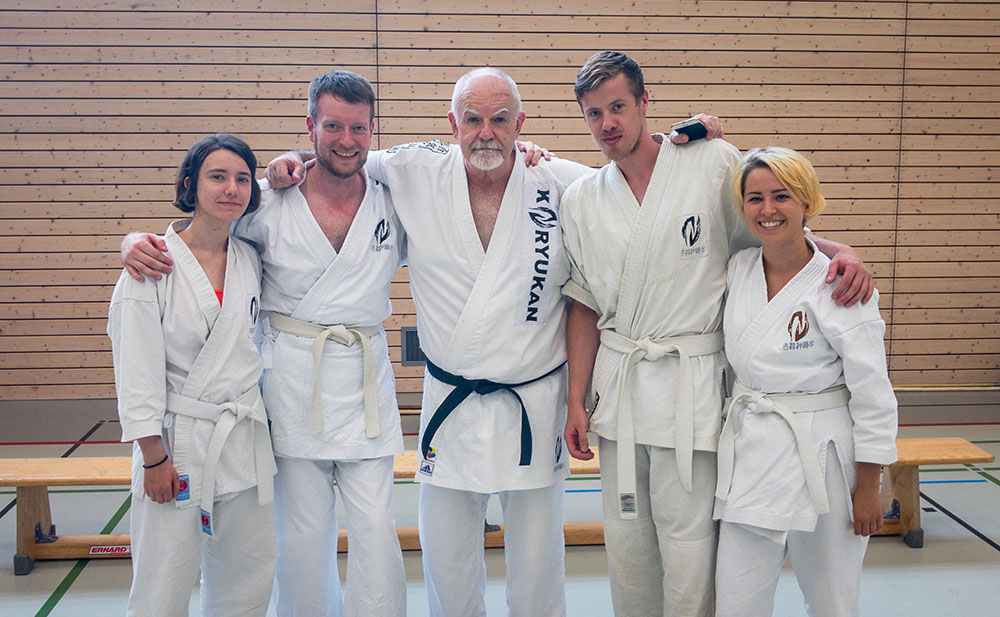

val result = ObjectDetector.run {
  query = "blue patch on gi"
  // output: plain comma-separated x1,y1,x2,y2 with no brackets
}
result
177,474,190,501
419,460,435,476
200,509,213,536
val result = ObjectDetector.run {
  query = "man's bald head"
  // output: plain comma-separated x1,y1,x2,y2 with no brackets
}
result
450,67,522,118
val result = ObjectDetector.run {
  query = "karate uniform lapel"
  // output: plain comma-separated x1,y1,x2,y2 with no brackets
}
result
609,138,678,517
290,172,373,319
729,241,827,381
163,222,234,503
613,136,676,334
442,154,526,371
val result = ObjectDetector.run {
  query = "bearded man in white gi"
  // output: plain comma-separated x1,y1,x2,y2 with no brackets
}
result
122,71,407,617
559,51,876,617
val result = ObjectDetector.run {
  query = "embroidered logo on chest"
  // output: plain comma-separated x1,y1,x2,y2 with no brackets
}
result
782,310,814,351
678,213,708,259
371,218,394,253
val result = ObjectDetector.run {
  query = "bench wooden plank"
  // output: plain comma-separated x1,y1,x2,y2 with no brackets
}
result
0,449,602,486
0,457,130,487
892,437,994,466
1,438,989,573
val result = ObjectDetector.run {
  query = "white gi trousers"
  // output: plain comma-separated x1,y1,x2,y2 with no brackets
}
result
272,455,406,617
418,481,567,617
599,437,717,617
716,449,868,617
128,487,276,617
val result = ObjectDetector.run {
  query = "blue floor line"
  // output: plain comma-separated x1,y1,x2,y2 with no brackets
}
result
920,479,987,485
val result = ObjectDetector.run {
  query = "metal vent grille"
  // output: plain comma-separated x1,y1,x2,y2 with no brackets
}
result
401,326,427,366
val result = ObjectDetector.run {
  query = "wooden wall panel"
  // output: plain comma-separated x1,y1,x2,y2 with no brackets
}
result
1,0,997,402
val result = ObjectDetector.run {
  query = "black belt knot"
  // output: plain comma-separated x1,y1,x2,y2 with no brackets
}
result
420,359,566,467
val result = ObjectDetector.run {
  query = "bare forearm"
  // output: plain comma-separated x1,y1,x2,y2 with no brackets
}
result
566,300,600,408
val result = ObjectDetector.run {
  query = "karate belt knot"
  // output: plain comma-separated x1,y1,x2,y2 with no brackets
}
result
264,311,381,439
715,381,852,517
421,359,566,467
600,329,724,518
165,387,274,537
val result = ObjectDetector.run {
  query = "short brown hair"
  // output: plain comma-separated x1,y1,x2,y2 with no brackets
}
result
575,50,645,103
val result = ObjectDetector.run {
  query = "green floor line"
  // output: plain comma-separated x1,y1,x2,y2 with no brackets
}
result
969,468,1000,488
35,494,132,617
971,440,1000,444
921,467,984,473
0,488,131,496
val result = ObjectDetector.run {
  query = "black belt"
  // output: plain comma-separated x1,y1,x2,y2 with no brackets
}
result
421,359,566,466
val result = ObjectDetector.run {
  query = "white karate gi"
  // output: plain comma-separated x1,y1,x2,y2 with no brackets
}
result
560,135,752,617
714,242,898,617
366,142,591,617
233,173,406,617
109,221,277,617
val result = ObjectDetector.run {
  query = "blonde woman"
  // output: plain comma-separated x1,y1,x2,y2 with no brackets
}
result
714,147,898,617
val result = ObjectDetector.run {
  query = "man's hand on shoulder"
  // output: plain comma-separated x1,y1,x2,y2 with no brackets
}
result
265,151,315,189
668,113,724,144
827,248,875,307
516,140,553,167
122,232,172,282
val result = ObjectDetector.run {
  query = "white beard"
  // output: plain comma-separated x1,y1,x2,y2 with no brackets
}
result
467,143,504,171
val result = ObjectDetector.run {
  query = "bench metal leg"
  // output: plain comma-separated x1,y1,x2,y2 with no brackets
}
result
904,528,924,548
13,553,34,576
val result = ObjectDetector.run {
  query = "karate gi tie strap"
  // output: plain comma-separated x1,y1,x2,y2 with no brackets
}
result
165,387,274,537
715,381,851,516
599,329,724,518
264,311,382,438
421,359,566,467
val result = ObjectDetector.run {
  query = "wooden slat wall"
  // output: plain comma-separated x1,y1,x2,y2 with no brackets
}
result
1,0,997,401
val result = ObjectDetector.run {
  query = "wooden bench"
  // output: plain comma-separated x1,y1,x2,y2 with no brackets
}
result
876,437,993,547
2,437,991,574
0,449,602,575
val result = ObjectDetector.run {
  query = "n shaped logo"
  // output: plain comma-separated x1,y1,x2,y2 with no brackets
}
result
787,310,810,342
682,215,702,247
373,218,391,245
529,205,557,229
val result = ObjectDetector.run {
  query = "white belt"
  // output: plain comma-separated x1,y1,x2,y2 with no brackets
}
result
166,387,274,537
265,311,382,438
715,381,851,516
600,329,724,519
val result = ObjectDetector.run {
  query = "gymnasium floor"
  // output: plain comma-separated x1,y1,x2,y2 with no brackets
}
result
1,401,998,616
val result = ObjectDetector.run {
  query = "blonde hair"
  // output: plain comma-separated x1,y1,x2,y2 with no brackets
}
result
734,147,825,220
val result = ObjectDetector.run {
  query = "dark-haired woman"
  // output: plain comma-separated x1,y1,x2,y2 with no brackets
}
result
108,134,277,617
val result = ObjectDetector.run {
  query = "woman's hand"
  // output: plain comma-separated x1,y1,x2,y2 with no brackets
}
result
852,462,884,536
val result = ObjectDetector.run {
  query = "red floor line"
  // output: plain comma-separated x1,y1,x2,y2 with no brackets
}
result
898,422,1000,427
0,440,122,446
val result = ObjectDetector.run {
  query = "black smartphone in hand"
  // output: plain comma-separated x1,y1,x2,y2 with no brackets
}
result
670,119,708,141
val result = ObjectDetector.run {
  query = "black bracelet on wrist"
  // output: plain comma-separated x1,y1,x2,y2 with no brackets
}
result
142,454,169,469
